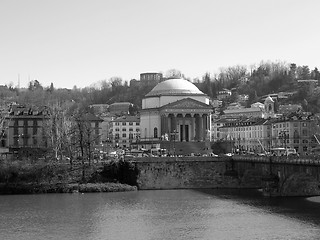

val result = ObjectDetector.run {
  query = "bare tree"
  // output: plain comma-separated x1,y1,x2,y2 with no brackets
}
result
165,69,183,79
43,102,75,164
72,112,101,180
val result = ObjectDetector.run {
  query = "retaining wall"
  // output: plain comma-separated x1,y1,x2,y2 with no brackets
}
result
134,157,241,190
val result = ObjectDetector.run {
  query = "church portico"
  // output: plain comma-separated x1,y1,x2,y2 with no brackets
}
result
161,111,211,142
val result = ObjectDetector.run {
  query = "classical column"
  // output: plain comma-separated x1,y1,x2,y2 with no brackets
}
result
190,114,195,141
168,114,172,135
199,114,203,141
170,113,177,141
208,113,212,142
203,114,207,140
195,114,199,141
172,114,177,132
162,113,168,136
182,114,186,141
208,113,212,141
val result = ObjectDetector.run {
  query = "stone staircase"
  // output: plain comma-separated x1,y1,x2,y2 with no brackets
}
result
160,141,210,156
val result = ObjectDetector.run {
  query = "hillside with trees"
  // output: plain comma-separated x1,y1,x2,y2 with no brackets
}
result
1,61,320,114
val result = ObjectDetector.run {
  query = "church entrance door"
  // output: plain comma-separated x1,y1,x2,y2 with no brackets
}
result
185,125,189,142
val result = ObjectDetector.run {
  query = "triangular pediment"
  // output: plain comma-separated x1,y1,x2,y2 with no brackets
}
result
161,98,212,110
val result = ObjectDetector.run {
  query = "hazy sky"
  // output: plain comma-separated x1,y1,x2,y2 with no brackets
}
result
1,0,319,89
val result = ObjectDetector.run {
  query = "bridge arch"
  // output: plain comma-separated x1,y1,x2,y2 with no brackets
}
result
280,172,320,196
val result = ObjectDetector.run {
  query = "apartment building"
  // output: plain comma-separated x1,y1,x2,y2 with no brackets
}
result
3,105,50,155
215,112,319,155
109,115,140,149
218,118,271,153
270,114,319,154
0,105,104,156
140,72,163,86
217,89,232,100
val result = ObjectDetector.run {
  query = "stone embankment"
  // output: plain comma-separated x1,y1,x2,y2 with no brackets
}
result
134,155,320,197
134,156,245,190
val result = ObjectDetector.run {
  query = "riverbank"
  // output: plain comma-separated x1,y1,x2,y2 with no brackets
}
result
0,182,137,194
0,159,139,195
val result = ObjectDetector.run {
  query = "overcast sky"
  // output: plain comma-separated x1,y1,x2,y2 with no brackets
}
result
1,0,319,89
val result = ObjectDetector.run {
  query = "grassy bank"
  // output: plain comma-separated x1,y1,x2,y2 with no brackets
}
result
0,159,139,194
0,182,137,194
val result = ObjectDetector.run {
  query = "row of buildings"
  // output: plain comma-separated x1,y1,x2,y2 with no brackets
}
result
108,77,320,156
0,76,319,157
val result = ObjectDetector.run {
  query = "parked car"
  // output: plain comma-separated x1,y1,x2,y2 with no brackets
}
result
257,153,266,156
224,153,233,157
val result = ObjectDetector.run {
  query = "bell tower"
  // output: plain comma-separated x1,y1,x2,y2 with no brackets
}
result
264,96,275,118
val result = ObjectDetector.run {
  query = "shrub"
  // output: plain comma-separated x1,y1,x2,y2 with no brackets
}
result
99,159,139,186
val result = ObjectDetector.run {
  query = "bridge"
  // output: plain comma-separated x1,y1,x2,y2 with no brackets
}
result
224,154,320,196
133,155,320,197
232,154,320,165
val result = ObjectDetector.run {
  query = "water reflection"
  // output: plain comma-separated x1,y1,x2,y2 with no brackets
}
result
197,189,320,226
1,190,320,240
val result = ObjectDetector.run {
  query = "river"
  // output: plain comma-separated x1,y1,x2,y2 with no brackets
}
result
1,189,320,240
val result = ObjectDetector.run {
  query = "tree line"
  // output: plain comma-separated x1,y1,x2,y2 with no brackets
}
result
1,60,320,114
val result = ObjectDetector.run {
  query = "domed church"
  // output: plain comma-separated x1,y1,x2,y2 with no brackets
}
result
139,78,213,154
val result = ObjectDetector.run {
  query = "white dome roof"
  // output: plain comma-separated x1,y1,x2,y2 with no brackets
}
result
145,78,204,97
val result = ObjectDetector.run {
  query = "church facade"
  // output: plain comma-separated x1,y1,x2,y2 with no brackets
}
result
139,79,213,149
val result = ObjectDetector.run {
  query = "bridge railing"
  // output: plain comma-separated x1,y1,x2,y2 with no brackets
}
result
232,155,320,165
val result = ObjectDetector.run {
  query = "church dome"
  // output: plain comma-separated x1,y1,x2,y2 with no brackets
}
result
145,78,204,97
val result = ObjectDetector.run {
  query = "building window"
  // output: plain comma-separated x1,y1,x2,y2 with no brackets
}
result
122,133,126,138
115,122,119,126
129,122,133,125
14,137,18,146
115,128,119,132
129,128,133,131
33,125,38,135
122,122,126,126
129,133,133,139
115,133,119,139
122,128,126,132
14,121,18,135
136,123,140,126
154,127,158,138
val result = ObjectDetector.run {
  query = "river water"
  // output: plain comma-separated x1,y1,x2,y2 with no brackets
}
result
1,189,320,240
